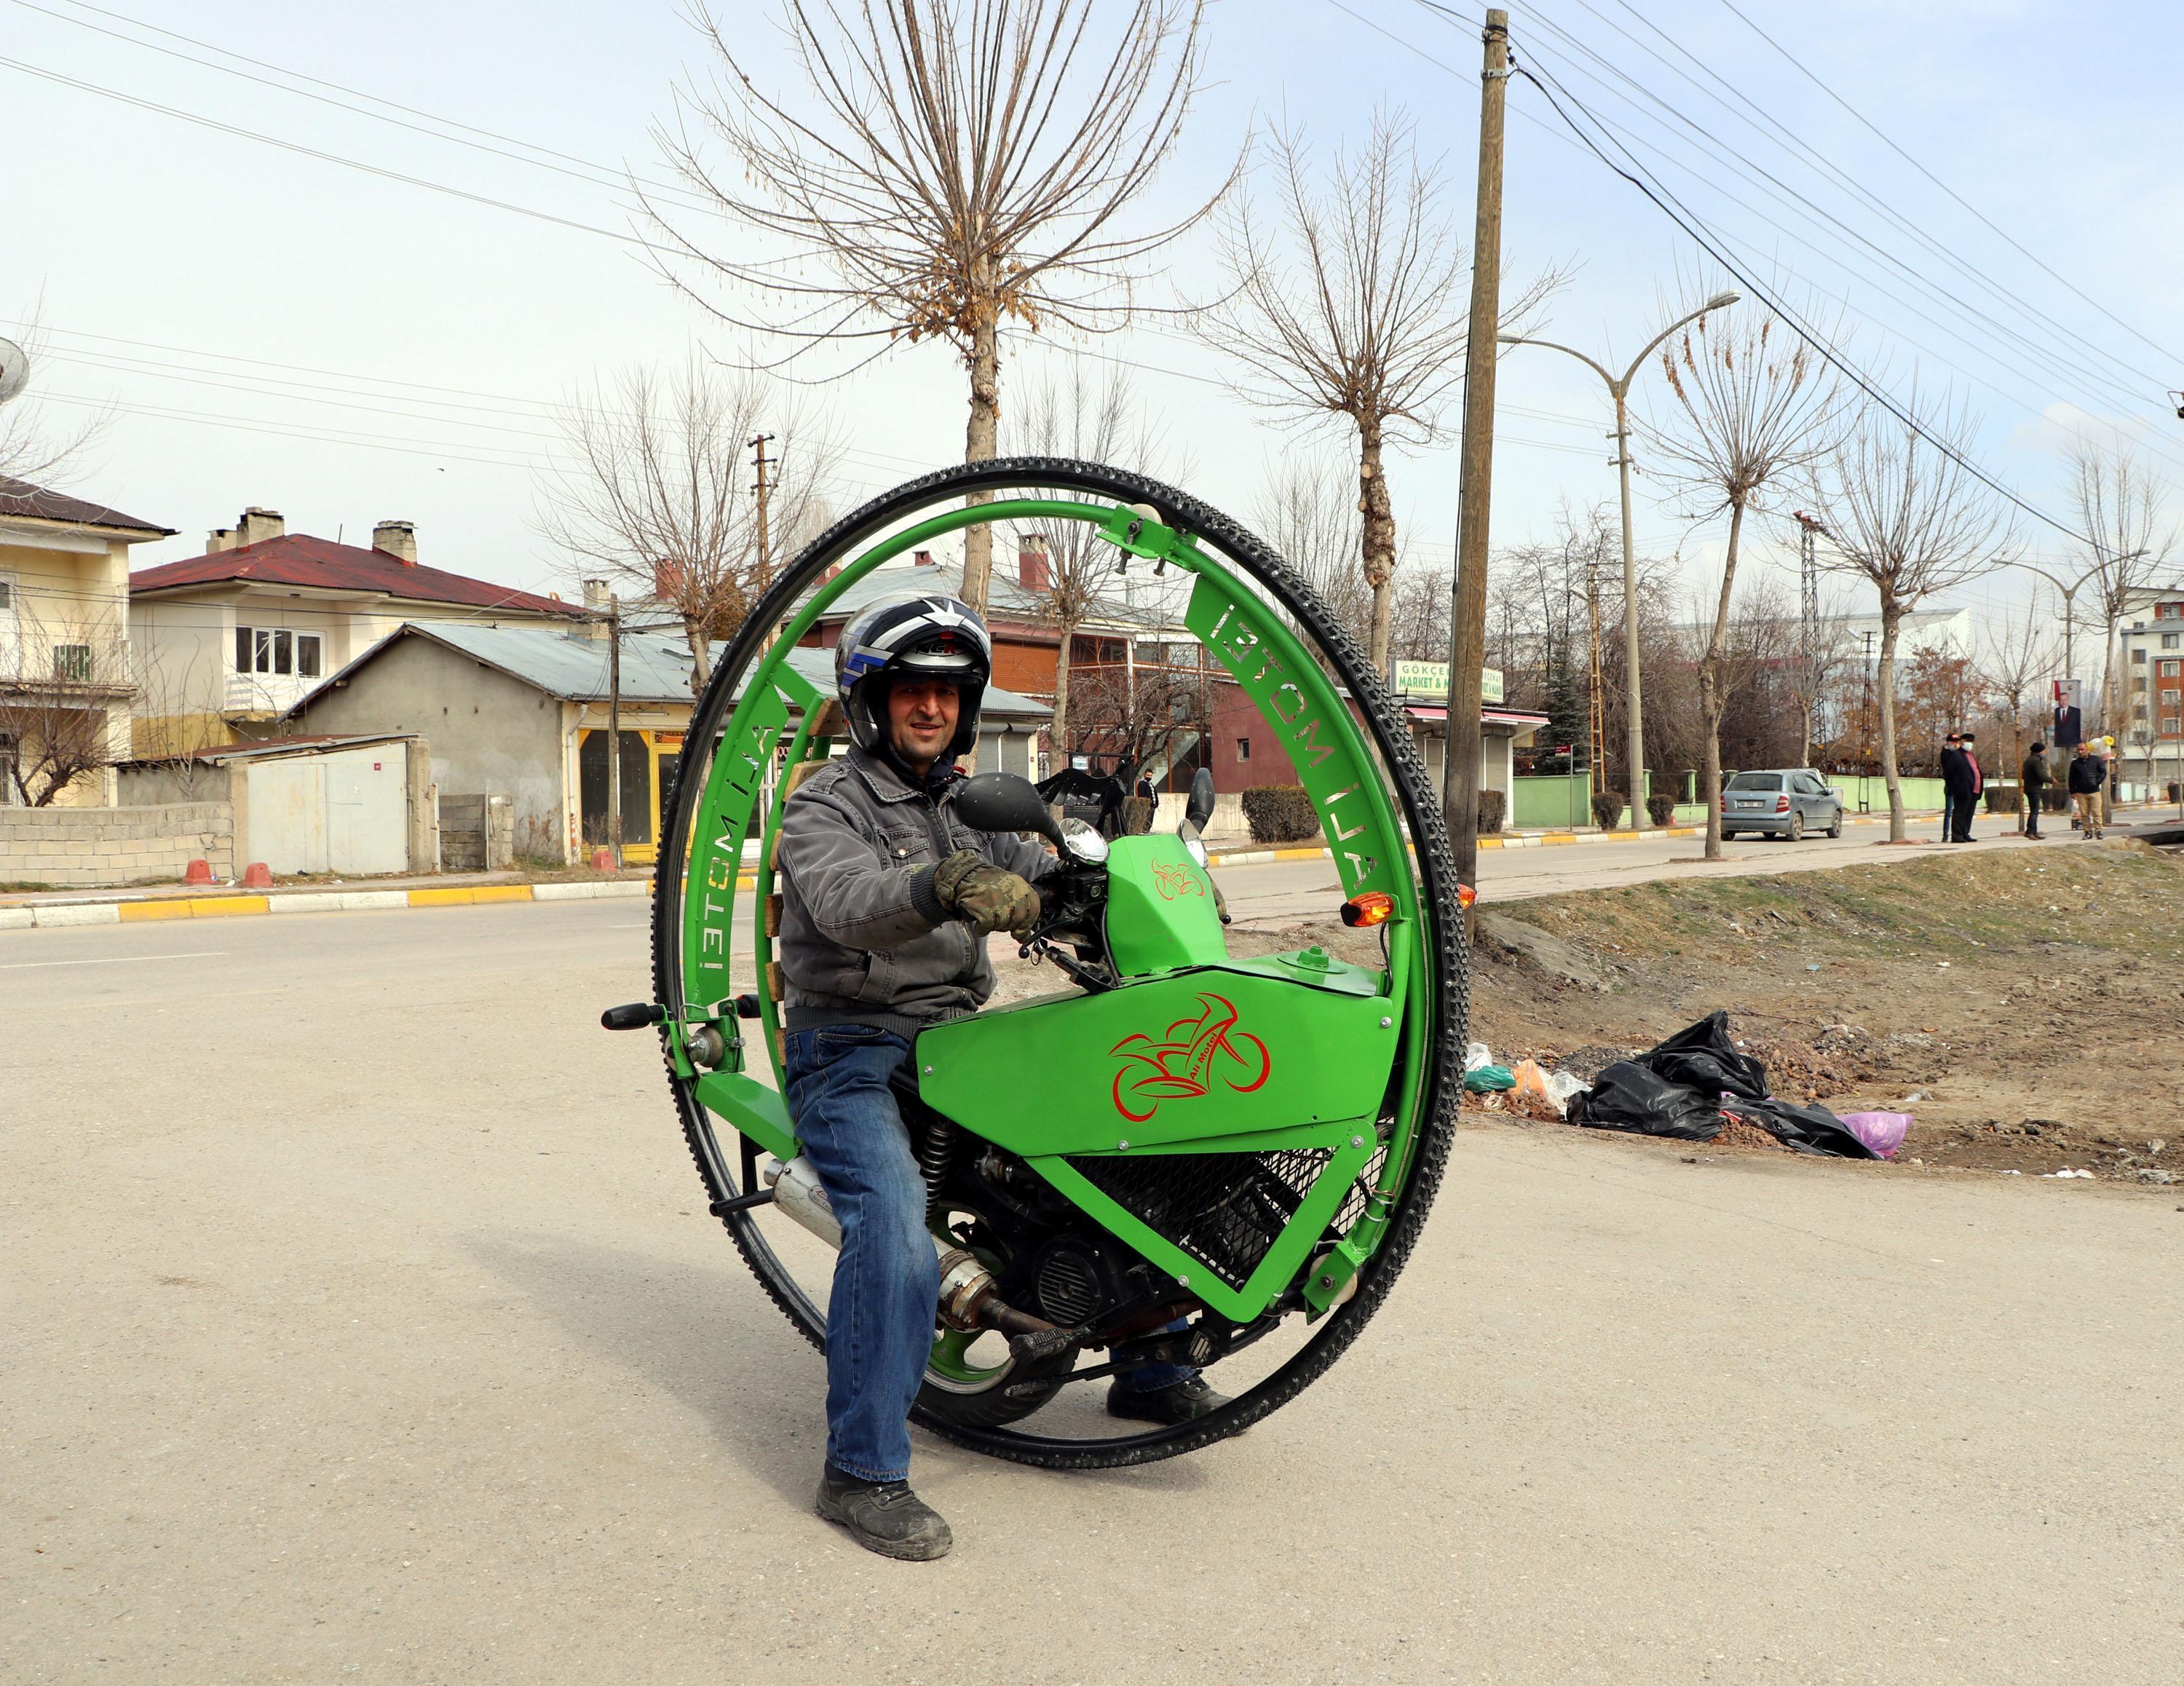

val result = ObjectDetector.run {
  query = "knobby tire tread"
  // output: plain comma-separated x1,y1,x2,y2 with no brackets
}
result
649,459,1467,1470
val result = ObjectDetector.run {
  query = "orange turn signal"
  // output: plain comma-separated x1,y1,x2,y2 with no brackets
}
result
1340,891,1395,927
1457,882,1478,909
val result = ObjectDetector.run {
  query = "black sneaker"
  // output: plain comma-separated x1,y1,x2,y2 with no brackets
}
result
815,1468,953,1562
1106,1375,1233,1425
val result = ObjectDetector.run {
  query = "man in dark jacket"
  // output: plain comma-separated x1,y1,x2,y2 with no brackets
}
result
775,592,1222,1562
1939,732,1982,842
2068,743,2105,839
2019,740,2050,839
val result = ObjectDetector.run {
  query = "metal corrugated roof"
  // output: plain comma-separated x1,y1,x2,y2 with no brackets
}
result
304,621,1051,719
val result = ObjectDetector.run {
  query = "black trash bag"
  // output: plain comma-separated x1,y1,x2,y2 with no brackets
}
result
1567,1061,1723,1141
1725,1095,1880,1160
1635,1010,1768,1101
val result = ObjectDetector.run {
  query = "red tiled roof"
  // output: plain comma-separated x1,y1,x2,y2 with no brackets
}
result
0,475,173,536
130,532,579,617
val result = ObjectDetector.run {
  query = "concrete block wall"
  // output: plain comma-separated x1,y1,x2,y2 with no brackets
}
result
0,803,235,888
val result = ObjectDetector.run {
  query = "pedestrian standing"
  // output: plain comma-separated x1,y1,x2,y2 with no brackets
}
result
2019,739,2049,839
1940,732,1979,843
2068,743,2105,839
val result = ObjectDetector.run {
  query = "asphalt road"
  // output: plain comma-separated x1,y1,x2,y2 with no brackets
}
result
6,901,2179,1684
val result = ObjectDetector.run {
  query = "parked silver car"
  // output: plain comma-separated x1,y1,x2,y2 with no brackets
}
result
1719,768,1844,840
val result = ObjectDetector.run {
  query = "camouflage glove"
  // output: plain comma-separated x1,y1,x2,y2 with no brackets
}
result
931,850,1042,940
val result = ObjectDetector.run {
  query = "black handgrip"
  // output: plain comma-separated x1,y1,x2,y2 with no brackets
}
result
732,993,763,1021
601,1002,666,1031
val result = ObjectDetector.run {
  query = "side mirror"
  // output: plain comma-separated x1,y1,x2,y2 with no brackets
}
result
1183,767,1216,834
953,771,1059,842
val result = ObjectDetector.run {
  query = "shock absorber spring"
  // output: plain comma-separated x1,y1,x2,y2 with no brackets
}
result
916,1114,960,1229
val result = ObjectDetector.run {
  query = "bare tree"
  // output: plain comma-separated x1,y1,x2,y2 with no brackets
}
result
1001,365,1160,758
650,0,1224,612
539,358,839,693
1979,601,2056,829
0,597,130,806
1650,309,1842,858
1196,109,1557,676
2066,440,2172,740
1249,448,1372,657
1803,392,2012,840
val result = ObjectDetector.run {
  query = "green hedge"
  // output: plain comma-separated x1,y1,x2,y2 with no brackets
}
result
1241,785,1318,844
1592,791,1627,829
1645,792,1679,825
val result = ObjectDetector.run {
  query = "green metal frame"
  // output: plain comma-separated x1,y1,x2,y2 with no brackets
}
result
670,496,1439,1324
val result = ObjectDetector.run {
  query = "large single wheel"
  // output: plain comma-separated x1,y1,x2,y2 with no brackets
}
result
649,459,1467,1470
1787,810,1805,842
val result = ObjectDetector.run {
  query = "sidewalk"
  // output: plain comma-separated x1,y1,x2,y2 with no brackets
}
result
1203,806,1955,867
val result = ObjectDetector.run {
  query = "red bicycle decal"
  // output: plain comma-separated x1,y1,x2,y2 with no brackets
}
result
1148,860,1208,902
1108,992,1273,1124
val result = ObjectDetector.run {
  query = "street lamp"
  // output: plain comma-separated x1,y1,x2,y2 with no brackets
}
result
1500,290,1739,829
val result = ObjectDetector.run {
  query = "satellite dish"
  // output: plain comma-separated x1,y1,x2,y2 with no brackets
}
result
0,339,27,406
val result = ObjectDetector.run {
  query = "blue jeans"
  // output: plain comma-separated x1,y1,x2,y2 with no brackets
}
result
783,1023,1197,1481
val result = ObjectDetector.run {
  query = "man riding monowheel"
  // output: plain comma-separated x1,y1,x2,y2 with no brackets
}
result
775,591,1226,1561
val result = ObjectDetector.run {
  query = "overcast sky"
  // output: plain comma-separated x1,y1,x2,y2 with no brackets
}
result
7,0,2181,631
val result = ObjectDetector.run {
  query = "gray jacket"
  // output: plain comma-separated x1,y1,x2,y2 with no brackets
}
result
775,745,1058,1035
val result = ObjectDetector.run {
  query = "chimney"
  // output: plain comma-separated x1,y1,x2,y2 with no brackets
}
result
1018,534,1051,591
371,520,418,566
579,578,612,639
912,549,936,567
205,526,237,554
235,507,285,547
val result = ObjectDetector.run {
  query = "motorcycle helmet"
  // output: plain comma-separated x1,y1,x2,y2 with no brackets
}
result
834,591,992,760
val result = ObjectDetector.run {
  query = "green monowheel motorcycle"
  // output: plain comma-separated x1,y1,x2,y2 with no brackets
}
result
614,459,1467,1470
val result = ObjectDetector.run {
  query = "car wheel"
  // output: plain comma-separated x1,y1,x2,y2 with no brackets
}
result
1787,811,1805,842
1825,807,1843,838
1720,828,1736,840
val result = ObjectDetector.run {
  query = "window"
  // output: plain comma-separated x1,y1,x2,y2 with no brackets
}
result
2166,718,2182,736
2165,634,2180,650
2163,660,2182,678
1237,737,1251,762
2159,601,2183,620
2132,647,2148,662
234,625,322,678
0,581,10,609
52,644,92,682
1725,772,1784,791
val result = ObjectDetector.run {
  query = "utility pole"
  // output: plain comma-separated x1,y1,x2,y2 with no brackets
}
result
607,593,624,871
1443,7,1510,893
749,433,777,591
1586,558,1605,819
1795,510,1823,763
1859,627,1875,807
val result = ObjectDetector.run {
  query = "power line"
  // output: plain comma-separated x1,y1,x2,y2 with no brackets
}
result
1508,52,2096,545
1539,0,2174,407
1706,0,2184,371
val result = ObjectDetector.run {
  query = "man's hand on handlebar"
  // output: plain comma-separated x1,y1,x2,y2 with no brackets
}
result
933,850,1043,941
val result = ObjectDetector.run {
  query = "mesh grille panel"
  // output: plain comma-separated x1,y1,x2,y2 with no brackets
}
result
1067,1144,1381,1290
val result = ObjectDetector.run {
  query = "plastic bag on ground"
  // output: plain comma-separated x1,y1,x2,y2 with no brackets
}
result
1567,1061,1722,1141
1725,1094,1881,1160
1836,1110,1911,1159
1463,1064,1516,1093
1464,1041,1493,1074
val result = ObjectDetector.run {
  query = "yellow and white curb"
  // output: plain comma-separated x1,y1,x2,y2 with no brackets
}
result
0,876,684,930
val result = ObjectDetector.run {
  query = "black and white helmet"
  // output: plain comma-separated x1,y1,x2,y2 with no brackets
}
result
834,592,992,758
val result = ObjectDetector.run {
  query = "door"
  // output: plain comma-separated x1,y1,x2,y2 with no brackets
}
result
579,729,657,863
323,745,408,874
